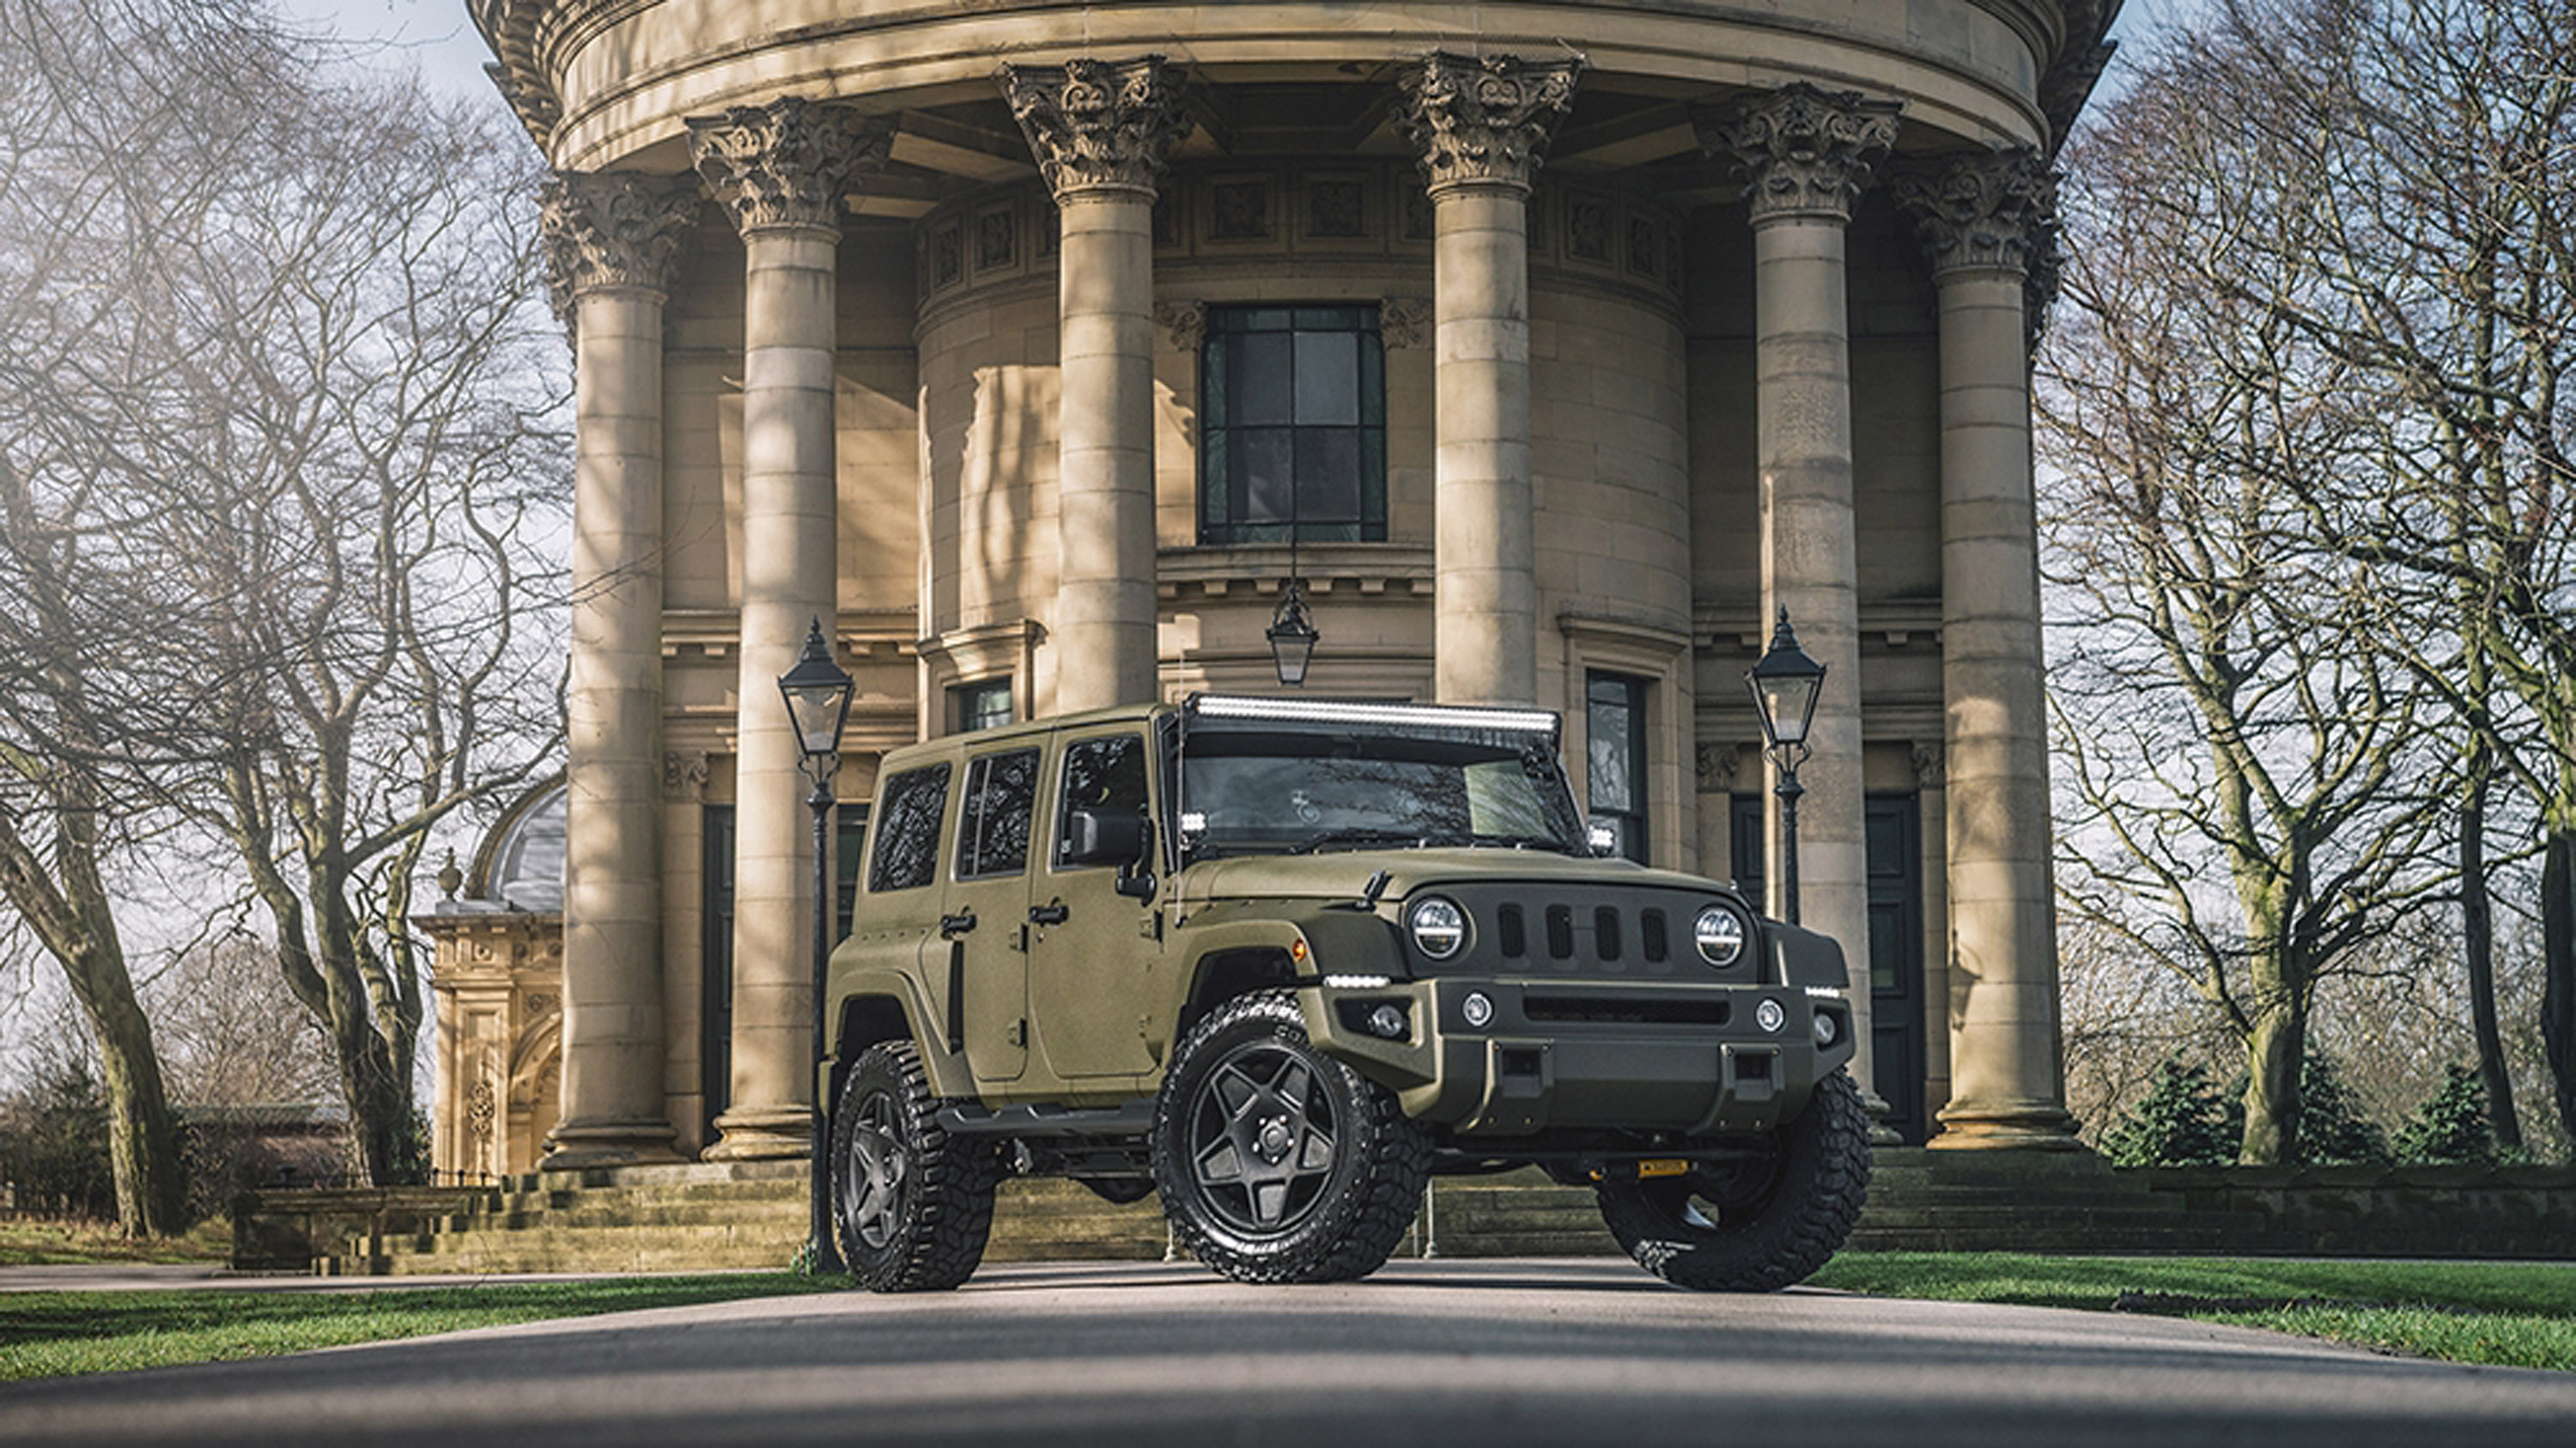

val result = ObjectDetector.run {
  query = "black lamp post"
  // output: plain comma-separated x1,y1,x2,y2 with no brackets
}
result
1746,607,1826,926
778,616,854,1274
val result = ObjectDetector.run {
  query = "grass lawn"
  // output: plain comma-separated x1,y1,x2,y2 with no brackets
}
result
0,1219,230,1268
1811,1253,2576,1372
0,1274,841,1382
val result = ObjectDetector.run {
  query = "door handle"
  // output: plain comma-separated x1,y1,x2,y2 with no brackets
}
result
1028,903,1070,927
939,910,977,939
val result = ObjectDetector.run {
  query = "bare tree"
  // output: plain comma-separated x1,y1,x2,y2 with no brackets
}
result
0,0,567,1191
0,0,309,1234
2039,15,2458,1161
2075,0,2576,1145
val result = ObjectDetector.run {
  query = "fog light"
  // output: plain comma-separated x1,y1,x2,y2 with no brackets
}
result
1367,1003,1407,1040
1755,998,1786,1033
1812,1010,1839,1048
1461,991,1495,1028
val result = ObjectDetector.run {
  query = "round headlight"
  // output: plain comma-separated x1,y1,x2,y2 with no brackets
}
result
1812,1010,1840,1048
1755,998,1787,1034
1408,896,1467,960
1694,905,1748,966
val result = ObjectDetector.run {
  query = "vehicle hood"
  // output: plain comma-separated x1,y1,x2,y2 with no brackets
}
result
1172,848,1739,908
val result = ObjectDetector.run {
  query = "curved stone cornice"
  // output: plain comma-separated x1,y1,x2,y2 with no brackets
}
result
1696,82,1903,225
1894,148,2057,280
538,171,700,314
999,56,1192,202
686,97,892,236
1395,52,1583,196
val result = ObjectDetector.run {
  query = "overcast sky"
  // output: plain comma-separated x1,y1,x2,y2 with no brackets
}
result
271,0,504,102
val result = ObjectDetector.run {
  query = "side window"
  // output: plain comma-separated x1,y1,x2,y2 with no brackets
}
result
1055,733,1149,867
867,764,951,893
955,749,1040,879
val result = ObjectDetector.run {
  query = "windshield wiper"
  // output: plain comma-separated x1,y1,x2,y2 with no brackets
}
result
1287,827,1440,855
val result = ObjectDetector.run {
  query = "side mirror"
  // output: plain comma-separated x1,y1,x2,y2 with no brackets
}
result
1065,806,1146,865
1115,818,1158,903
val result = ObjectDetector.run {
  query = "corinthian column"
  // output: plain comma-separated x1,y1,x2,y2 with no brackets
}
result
687,98,890,1159
1002,58,1191,711
1398,52,1581,707
537,170,701,1170
1698,83,1899,1102
1897,150,2081,1148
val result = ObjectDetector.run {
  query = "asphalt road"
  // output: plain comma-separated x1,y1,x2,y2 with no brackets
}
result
6,1259,2575,1447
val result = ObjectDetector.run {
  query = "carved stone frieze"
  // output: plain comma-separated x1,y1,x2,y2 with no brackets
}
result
538,171,700,319
1153,300,1206,353
1697,742,1743,794
1378,297,1432,350
662,751,710,802
1696,82,1903,225
1396,52,1583,196
1893,149,2057,281
999,57,1192,202
686,97,892,236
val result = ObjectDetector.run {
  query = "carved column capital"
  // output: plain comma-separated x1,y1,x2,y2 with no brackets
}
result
1912,741,1947,790
1695,82,1902,226
1396,52,1584,196
538,171,700,321
999,56,1192,203
1894,149,2057,281
686,97,891,236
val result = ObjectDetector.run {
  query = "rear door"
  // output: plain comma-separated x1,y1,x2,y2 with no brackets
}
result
944,745,1043,1087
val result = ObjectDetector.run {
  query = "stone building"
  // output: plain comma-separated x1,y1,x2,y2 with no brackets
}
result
442,0,2117,1177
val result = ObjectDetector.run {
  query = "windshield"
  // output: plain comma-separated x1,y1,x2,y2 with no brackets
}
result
1177,727,1585,861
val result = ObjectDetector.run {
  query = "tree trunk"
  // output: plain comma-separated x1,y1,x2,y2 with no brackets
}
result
74,960,191,1235
0,798,190,1236
2462,761,2521,1150
2239,994,2306,1165
2542,826,2576,1145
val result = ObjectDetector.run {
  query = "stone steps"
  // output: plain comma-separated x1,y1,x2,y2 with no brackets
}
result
328,1144,2342,1275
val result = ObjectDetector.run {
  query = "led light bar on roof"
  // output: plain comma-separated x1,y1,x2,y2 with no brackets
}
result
1188,694,1560,735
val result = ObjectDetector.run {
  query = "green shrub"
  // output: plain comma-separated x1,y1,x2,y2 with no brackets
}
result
2100,1056,2234,1166
2392,1062,2496,1165
2293,1053,2392,1165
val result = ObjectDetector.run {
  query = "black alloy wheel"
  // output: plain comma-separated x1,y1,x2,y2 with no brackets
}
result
1152,990,1429,1283
831,1039,999,1292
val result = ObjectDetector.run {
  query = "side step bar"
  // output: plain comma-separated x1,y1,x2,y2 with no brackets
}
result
935,1101,1158,1138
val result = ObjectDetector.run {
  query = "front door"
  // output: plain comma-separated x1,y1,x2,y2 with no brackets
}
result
1028,727,1164,1080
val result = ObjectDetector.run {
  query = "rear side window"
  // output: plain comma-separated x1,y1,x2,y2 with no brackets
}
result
868,764,951,893
956,749,1041,879
1055,733,1150,867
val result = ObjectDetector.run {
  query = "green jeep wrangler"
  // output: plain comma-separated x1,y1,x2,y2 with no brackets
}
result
823,694,1868,1292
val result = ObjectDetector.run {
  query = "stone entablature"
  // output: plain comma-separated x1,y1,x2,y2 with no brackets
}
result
913,164,1689,323
482,1,2089,168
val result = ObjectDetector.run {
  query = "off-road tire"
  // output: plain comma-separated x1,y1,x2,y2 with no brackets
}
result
832,1039,999,1292
1153,989,1430,1284
1595,1068,1871,1292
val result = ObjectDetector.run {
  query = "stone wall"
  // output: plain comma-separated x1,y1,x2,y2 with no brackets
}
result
2137,1164,2576,1259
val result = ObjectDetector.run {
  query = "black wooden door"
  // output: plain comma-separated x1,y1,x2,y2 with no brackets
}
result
1729,792,1927,1142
